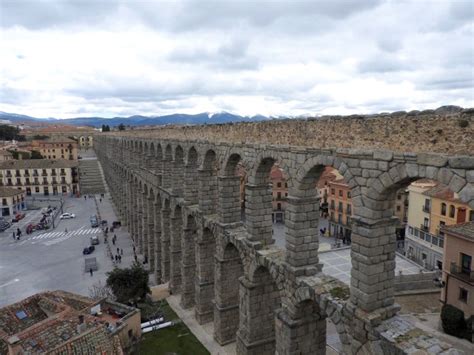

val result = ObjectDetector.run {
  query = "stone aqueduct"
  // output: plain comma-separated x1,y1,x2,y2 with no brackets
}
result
95,110,473,354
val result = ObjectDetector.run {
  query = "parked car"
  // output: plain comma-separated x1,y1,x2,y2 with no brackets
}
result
0,220,11,232
90,235,100,245
60,212,75,219
83,245,95,255
12,213,25,223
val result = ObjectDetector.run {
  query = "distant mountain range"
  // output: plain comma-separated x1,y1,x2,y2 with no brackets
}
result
0,111,271,127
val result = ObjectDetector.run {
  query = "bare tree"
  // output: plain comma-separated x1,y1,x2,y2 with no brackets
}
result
89,280,116,300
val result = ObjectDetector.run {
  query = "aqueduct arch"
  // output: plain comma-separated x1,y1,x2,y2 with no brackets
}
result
95,109,473,354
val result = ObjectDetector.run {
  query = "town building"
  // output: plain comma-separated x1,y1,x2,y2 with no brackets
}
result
0,150,13,161
440,222,474,320
0,160,79,196
405,180,474,270
0,186,26,217
270,165,288,223
327,171,352,242
79,135,94,148
316,166,338,218
0,290,141,354
31,137,79,160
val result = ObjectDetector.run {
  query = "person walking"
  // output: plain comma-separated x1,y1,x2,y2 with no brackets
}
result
112,238,115,245
115,255,118,262
90,268,93,276
117,247,120,254
12,231,16,241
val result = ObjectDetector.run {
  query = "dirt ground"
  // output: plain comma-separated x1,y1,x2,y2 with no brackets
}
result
395,292,442,314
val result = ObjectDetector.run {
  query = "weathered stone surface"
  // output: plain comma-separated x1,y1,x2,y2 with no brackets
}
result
417,153,448,167
94,126,471,355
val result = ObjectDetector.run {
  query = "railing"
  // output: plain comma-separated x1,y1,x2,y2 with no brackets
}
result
420,224,429,232
450,263,474,282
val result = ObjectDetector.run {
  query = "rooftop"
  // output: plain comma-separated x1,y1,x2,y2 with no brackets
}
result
0,159,78,170
442,222,474,242
0,187,25,197
0,290,136,354
35,137,78,144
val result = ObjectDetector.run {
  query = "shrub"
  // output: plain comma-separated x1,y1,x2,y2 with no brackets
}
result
441,304,466,337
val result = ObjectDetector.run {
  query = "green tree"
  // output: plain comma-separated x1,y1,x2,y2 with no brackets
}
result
30,150,43,159
0,124,25,141
118,123,125,131
106,262,150,303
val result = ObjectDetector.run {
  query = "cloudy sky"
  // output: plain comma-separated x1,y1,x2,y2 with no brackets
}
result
0,0,473,118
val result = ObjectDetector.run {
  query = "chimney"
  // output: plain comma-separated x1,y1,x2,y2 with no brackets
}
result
77,314,86,334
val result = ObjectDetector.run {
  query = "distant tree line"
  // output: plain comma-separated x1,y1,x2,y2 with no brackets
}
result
0,125,26,141
32,134,49,140
101,124,111,132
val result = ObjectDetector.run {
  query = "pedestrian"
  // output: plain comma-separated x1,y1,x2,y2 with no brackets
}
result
112,238,115,245
120,248,123,255
84,195,86,200
100,198,102,203
111,254,114,261
117,247,120,254
90,268,93,276
133,246,136,253
64,228,68,234
134,255,138,262
105,227,108,234
114,234,117,241
118,255,122,263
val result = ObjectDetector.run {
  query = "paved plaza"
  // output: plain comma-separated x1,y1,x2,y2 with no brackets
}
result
0,193,135,307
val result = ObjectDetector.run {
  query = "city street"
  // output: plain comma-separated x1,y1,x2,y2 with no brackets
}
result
0,193,134,307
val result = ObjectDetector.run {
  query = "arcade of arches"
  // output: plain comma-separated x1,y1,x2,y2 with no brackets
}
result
95,121,473,354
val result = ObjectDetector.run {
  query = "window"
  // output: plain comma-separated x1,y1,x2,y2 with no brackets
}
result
414,228,419,237
277,182,281,188
346,204,351,214
470,210,474,222
338,202,343,212
423,218,429,229
409,226,413,234
436,260,443,270
2,198,6,205
330,200,335,210
331,188,335,195
338,213,342,224
339,190,343,197
397,194,402,200
277,192,281,199
277,203,281,211
449,205,455,218
439,237,444,248
396,206,401,212
285,183,287,188
423,199,430,212
35,187,39,193
346,216,351,225
347,191,351,198
441,203,447,216
459,288,468,303
461,253,472,274
439,221,446,236
422,253,427,260
425,234,431,243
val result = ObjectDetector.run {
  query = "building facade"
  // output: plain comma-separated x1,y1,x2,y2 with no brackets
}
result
0,150,13,161
328,171,353,242
441,222,474,319
271,165,288,223
0,187,26,217
32,137,78,160
405,180,474,270
0,160,79,196
79,135,94,148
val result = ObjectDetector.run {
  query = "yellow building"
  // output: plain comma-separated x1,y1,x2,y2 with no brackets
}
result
428,185,474,236
0,150,13,161
406,180,474,270
328,171,352,242
0,159,79,196
32,137,78,160
79,135,94,148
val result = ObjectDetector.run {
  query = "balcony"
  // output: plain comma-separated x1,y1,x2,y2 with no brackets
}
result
420,224,429,232
450,263,474,283
422,205,430,213
52,180,58,185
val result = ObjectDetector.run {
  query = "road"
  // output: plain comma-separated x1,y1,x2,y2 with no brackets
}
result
0,194,134,307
